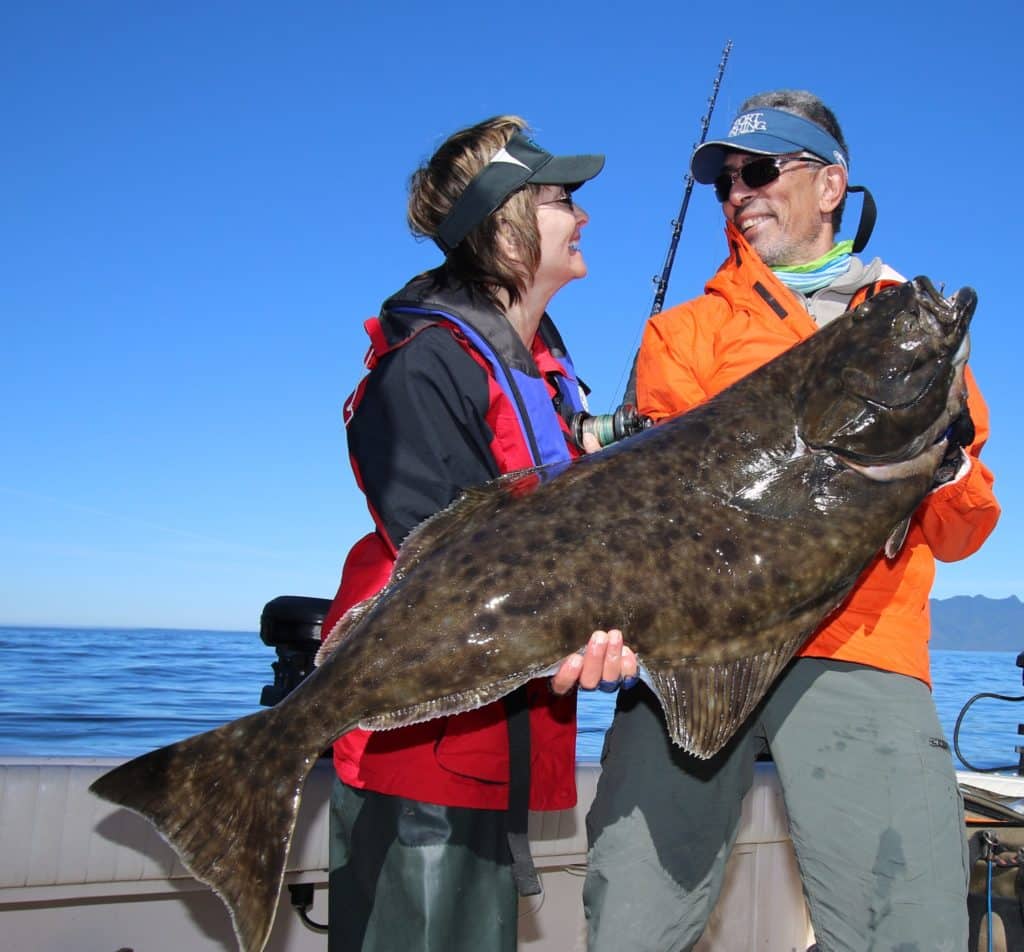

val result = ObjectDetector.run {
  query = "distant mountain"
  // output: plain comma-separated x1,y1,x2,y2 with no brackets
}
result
930,595,1024,652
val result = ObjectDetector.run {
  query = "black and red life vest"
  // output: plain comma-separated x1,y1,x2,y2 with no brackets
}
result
321,274,586,810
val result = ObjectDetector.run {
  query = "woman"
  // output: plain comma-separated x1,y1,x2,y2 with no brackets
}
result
322,115,636,951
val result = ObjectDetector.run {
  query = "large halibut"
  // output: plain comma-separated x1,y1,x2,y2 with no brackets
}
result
90,276,977,952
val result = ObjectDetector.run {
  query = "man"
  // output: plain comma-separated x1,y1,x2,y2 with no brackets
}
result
583,90,1001,951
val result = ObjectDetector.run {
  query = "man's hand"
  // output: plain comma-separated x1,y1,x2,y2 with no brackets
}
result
932,408,975,489
550,629,639,695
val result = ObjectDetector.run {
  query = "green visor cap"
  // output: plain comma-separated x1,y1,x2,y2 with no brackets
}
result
435,132,604,254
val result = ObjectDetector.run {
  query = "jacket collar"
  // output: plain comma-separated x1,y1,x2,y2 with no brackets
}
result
708,222,807,325
379,269,565,376
711,222,896,333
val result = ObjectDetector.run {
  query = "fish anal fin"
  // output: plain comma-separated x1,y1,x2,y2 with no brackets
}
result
359,672,533,731
648,641,802,759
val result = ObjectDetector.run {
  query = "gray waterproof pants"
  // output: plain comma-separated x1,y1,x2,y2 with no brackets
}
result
328,780,518,951
584,658,969,952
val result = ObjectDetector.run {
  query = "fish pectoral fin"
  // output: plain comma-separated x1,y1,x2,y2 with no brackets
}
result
884,517,912,559
729,453,841,520
392,463,567,577
646,640,803,759
316,594,381,666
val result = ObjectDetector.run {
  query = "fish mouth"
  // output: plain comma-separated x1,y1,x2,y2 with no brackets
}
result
923,277,977,328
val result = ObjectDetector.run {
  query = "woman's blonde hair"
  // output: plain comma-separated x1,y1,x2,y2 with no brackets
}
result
407,115,543,305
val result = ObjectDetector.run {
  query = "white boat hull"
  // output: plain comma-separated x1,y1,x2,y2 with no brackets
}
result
2,756,815,951
3,756,1019,951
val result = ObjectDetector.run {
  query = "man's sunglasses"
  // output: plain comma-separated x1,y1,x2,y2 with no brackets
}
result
713,155,826,203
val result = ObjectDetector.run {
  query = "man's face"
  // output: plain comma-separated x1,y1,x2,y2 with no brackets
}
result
718,150,838,267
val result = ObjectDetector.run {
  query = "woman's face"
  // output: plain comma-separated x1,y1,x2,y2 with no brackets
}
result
532,184,590,294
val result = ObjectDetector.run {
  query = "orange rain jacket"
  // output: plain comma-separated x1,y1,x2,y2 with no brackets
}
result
637,223,1001,686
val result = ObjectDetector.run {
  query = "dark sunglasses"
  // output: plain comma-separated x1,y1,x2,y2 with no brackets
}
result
713,155,826,203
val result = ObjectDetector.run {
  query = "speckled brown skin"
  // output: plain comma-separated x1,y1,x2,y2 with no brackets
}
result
90,277,974,952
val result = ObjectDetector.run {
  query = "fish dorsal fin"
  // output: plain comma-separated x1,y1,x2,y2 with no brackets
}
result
315,594,380,666
647,639,802,759
391,463,567,579
884,517,912,559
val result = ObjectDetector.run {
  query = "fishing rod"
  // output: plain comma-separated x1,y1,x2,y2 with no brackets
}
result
650,40,732,318
621,40,733,407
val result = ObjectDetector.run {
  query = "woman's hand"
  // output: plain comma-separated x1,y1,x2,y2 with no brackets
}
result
550,629,639,695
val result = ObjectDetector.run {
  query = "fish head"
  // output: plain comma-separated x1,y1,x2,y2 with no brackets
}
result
798,276,975,475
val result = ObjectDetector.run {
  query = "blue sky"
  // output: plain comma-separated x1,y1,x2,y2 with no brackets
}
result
2,2,1020,629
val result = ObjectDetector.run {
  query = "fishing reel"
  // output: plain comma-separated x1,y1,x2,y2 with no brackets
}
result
569,404,653,450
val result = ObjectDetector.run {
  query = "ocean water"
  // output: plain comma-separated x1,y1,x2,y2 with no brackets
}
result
1,626,1023,771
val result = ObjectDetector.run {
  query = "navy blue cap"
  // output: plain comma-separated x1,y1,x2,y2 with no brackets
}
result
435,132,605,254
691,106,877,253
691,108,849,183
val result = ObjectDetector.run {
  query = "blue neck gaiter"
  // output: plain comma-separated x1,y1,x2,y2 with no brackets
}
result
773,240,854,295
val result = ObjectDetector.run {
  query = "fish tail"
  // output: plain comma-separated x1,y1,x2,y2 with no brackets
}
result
89,707,319,952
